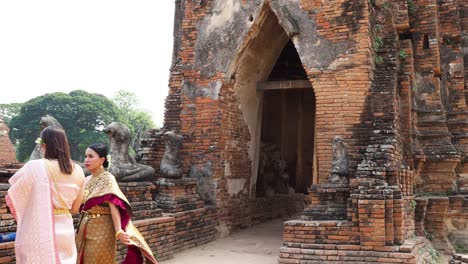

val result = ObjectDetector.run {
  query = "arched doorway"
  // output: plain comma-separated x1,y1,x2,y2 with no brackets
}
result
256,40,316,196
226,2,318,199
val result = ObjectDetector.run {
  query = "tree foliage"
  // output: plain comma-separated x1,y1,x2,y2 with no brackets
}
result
0,103,23,124
9,90,122,161
112,90,156,153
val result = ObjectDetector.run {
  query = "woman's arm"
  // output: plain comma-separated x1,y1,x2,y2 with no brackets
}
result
70,179,84,214
70,164,86,214
109,203,131,245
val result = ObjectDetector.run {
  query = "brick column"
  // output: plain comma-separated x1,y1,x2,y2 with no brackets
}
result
358,198,386,248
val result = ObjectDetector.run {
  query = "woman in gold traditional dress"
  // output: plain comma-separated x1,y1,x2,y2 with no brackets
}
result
76,143,157,264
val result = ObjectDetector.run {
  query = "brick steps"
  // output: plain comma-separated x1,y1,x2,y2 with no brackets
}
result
279,237,436,264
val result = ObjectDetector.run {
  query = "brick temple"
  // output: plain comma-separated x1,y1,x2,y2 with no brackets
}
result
1,0,468,263
0,120,16,167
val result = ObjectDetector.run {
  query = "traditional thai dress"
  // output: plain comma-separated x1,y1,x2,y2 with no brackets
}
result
6,159,84,264
76,170,157,264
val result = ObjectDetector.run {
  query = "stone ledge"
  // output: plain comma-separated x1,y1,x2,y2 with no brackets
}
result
156,177,197,186
284,219,352,227
309,184,350,193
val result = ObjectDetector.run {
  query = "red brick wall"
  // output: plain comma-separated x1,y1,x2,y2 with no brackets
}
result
116,208,217,262
284,220,360,245
139,129,165,177
411,0,441,75
0,184,15,236
0,242,14,264
163,0,375,232
280,237,438,264
305,0,373,180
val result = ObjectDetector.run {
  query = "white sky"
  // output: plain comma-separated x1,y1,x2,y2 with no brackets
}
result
0,1,175,127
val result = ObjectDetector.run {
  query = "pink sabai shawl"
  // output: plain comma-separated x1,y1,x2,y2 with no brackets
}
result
6,159,60,264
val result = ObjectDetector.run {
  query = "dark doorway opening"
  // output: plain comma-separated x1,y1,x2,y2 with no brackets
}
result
256,40,316,196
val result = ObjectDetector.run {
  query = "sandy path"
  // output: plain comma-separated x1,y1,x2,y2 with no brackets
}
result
160,218,283,264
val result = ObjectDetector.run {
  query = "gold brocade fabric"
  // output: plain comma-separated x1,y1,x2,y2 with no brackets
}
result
76,171,158,264
76,213,116,263
86,205,111,215
83,171,130,208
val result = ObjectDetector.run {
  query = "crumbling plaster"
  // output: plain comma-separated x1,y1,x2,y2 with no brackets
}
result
195,0,356,78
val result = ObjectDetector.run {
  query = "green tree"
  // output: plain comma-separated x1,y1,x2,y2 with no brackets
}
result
9,90,122,161
111,90,156,153
0,103,23,123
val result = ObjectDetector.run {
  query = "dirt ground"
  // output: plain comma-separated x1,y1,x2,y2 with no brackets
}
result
158,217,455,264
160,218,284,264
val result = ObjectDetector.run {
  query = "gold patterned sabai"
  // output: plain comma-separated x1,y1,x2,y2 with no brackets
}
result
83,171,130,206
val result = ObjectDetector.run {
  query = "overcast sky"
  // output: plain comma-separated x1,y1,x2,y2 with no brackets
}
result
0,1,175,126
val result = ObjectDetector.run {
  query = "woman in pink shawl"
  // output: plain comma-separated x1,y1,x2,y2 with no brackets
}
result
76,143,157,264
6,126,86,264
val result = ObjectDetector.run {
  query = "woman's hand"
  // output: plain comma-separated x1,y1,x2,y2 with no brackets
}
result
116,229,132,245
109,203,132,245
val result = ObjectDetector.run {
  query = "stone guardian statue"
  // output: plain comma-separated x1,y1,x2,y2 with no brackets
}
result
160,131,183,178
105,122,155,181
328,136,349,184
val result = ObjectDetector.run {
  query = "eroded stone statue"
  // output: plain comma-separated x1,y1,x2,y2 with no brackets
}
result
189,162,216,204
105,122,155,181
160,131,183,178
259,142,294,196
328,136,349,184
274,160,292,194
30,115,64,160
